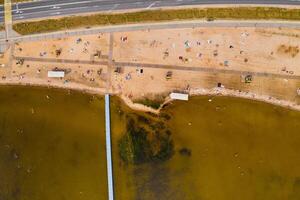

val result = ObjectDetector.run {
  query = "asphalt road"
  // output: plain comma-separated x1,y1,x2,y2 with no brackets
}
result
0,0,300,23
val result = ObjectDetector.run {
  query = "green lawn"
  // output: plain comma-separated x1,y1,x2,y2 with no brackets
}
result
12,7,300,35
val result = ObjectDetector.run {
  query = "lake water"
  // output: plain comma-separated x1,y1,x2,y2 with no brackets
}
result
0,86,107,200
111,96,300,200
1,86,300,200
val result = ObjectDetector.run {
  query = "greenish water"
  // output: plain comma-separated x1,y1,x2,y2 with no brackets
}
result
1,86,300,200
111,96,300,200
0,86,107,200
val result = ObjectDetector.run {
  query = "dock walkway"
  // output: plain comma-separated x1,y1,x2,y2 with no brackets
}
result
105,94,114,200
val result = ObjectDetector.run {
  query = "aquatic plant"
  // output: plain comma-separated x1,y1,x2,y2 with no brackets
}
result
133,94,167,110
159,113,171,121
119,114,174,164
133,98,163,109
179,147,192,156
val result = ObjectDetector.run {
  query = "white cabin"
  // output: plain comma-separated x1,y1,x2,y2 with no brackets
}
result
48,71,65,78
170,93,189,101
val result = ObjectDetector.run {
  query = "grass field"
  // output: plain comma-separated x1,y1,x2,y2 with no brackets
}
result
13,7,300,35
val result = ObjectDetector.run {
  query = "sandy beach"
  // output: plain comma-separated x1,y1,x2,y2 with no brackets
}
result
1,24,299,112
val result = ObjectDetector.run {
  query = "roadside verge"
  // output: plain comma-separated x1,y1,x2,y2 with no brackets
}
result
13,7,300,35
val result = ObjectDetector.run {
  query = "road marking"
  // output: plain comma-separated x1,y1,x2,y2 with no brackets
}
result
147,1,158,9
109,4,119,12
11,6,96,18
51,6,61,9
0,0,109,14
50,12,60,15
15,10,23,14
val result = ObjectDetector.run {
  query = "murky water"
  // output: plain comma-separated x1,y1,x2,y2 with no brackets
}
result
111,96,300,200
0,86,107,200
1,86,300,200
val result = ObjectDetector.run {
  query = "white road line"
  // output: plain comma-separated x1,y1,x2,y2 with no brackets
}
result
50,12,61,15
108,4,119,12
0,0,109,14
11,6,92,17
147,1,158,9
50,6,61,9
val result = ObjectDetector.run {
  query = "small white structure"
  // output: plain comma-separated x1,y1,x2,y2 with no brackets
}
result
170,92,189,101
297,88,300,96
47,71,65,78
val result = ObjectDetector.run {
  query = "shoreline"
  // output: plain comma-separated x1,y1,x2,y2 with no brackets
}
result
189,88,300,112
0,79,299,113
0,78,107,95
